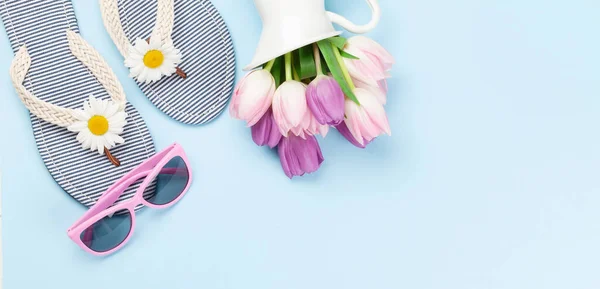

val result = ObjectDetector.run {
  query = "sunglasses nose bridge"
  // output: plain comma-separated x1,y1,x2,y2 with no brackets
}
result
132,192,146,205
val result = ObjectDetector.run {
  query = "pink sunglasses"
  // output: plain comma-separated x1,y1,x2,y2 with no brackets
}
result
67,143,192,256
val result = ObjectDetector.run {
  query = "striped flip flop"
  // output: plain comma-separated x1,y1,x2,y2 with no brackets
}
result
99,0,236,125
1,0,156,208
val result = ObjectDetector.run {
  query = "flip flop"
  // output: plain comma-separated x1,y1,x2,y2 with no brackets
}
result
99,0,236,125
1,0,156,208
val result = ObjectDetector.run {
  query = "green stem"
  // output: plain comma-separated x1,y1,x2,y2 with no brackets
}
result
264,59,275,72
313,44,323,75
285,53,292,81
332,42,355,90
292,62,301,81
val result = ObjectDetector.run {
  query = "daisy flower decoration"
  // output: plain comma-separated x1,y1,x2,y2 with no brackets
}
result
124,37,183,84
68,95,128,156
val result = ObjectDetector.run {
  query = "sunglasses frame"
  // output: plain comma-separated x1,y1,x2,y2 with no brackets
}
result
67,143,192,256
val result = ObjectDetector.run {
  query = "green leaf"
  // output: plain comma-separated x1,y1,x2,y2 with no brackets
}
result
270,56,283,87
317,40,359,104
340,50,359,60
298,45,317,80
321,51,331,74
328,36,347,50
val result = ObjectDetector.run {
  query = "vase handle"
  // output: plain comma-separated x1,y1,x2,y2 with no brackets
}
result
326,0,381,34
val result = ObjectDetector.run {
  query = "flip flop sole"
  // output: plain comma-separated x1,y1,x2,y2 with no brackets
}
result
118,0,235,125
1,0,156,208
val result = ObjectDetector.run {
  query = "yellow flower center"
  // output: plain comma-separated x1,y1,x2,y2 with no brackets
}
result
143,50,164,68
88,115,109,136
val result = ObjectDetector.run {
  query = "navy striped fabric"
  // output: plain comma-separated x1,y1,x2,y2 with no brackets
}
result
0,0,156,208
117,0,235,125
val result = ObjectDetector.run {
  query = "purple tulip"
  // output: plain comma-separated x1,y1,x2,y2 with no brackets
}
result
336,122,371,149
306,75,345,125
278,134,324,179
251,109,282,148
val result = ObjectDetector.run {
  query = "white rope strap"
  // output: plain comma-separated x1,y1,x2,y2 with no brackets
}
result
66,30,127,106
9,46,78,127
9,29,129,161
99,0,176,57
99,0,181,84
151,0,175,43
98,0,130,58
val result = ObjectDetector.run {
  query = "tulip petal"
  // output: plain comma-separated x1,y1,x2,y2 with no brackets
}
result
296,136,322,174
354,78,387,105
347,36,395,70
343,36,395,87
336,122,370,148
273,81,309,137
343,88,392,144
306,76,345,126
280,81,308,127
344,99,366,145
251,109,282,148
272,86,290,137
355,88,392,136
277,134,324,178
233,70,276,127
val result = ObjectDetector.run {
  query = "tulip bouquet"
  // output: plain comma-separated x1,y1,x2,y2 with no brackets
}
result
231,36,394,178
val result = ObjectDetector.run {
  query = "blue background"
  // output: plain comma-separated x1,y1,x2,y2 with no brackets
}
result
1,0,600,288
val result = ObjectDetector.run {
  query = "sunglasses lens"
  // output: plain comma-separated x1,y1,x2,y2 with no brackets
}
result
80,210,132,253
144,156,189,206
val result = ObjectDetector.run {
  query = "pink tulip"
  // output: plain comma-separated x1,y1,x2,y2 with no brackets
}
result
278,134,324,179
290,111,311,139
354,78,388,105
344,88,392,146
306,75,345,125
272,80,309,137
285,105,329,138
343,36,395,86
251,109,282,148
282,104,329,139
230,69,276,126
306,109,329,137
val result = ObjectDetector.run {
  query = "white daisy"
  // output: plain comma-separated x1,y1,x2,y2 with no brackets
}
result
68,95,128,155
124,37,182,84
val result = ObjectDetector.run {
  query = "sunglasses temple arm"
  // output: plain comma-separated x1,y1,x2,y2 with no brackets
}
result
68,170,151,231
94,168,184,211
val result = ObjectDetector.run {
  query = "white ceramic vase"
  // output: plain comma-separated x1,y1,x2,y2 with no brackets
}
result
244,0,381,70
